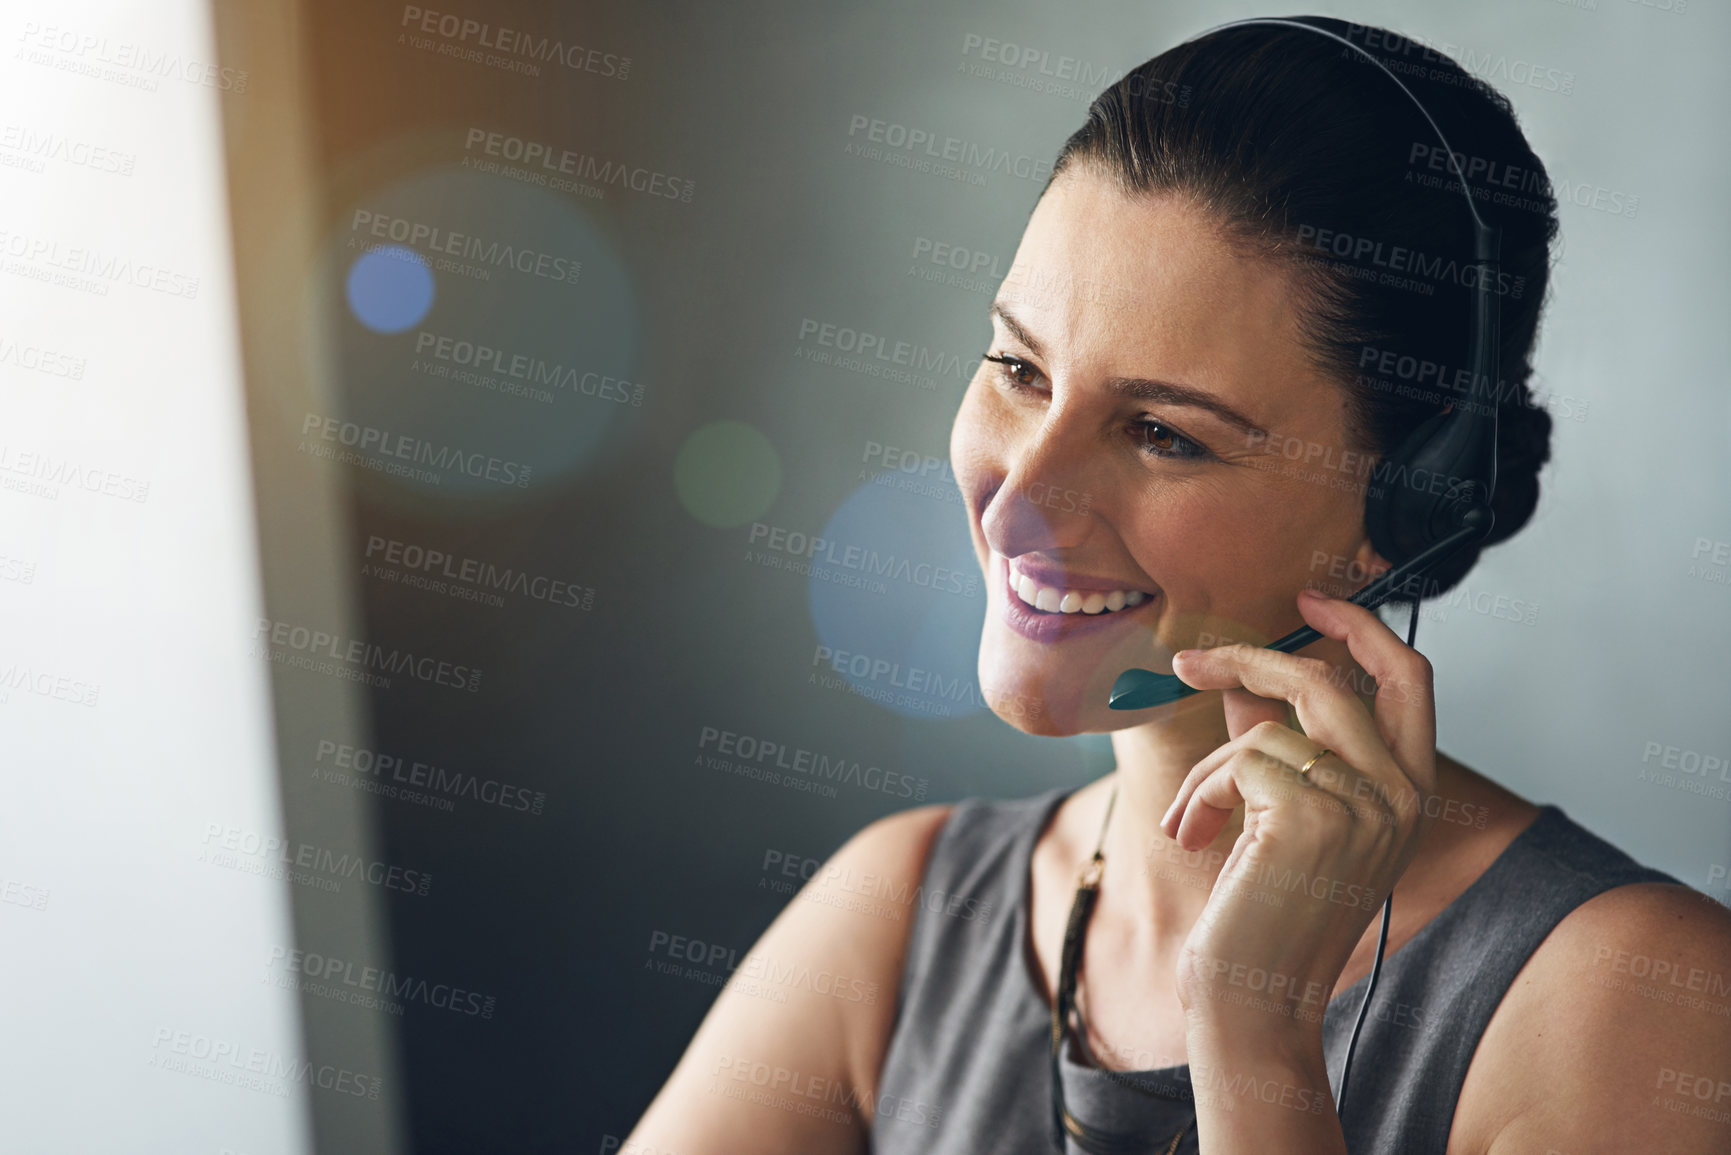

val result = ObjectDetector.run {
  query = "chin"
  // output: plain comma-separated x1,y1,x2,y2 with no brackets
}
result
980,685,1075,737
975,634,1116,737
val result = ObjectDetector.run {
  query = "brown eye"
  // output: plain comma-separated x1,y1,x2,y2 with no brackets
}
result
1134,419,1209,461
982,352,1039,390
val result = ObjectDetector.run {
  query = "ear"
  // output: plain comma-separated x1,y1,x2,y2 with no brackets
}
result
1348,532,1394,594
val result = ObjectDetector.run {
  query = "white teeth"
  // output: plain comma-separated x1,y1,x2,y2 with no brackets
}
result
1010,566,1153,615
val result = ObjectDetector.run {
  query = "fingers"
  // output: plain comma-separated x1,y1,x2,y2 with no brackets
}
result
1166,719,1314,830
1166,707,1432,858
1171,745,1282,849
1163,719,1359,841
1220,683,1293,744
1171,741,1345,851
1170,591,1438,795
1291,591,1436,788
1172,644,1389,782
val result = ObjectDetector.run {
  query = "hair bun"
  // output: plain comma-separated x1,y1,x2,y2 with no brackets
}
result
1482,397,1552,549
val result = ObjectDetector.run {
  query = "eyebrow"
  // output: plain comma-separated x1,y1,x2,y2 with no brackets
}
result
988,301,1270,441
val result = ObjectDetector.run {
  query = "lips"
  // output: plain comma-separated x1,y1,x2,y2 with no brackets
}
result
994,552,1157,643
1008,558,1158,596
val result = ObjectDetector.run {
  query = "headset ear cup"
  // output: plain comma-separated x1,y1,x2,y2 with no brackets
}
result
1364,409,1456,568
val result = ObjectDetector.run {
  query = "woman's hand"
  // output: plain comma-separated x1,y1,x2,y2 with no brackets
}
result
1161,588,1437,1052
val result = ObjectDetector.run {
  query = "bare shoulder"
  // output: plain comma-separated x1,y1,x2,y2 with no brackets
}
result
813,802,960,980
822,801,962,1101
624,802,955,1155
1454,878,1731,1154
842,800,959,874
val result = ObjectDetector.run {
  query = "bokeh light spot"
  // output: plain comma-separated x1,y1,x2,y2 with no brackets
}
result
675,421,782,527
345,244,434,333
807,478,987,720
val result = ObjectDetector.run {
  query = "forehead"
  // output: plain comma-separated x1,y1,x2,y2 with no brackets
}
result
996,166,1342,433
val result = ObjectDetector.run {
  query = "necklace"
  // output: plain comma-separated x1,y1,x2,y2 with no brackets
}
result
1049,781,1195,1154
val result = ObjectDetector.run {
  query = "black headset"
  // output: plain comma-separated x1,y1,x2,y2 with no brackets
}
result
1098,12,1512,1130
1108,15,1502,712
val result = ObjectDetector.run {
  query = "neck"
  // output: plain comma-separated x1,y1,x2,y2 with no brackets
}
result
1100,693,1237,934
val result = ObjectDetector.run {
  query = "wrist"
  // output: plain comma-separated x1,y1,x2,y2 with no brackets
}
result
1184,1014,1338,1130
1183,1002,1326,1067
1177,955,1335,1041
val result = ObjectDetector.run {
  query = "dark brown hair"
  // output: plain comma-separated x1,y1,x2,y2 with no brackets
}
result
1046,15,1558,596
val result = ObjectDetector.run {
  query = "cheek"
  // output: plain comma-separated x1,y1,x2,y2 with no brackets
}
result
1136,488,1299,589
1161,486,1357,619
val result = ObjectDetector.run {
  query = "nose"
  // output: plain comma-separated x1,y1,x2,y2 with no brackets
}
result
978,416,1098,561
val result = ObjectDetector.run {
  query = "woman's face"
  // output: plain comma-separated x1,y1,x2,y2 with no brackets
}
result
951,165,1389,736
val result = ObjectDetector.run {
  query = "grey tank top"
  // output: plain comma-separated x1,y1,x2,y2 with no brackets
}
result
868,785,1682,1155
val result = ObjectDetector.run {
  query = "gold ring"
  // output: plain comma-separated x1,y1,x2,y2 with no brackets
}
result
1298,748,1332,777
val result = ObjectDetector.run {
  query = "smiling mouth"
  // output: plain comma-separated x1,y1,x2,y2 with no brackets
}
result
1005,560,1157,616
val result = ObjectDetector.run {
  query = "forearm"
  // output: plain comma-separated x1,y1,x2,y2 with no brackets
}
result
1184,1012,1347,1155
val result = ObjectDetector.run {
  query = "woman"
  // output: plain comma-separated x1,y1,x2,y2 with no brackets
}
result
627,16,1731,1154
